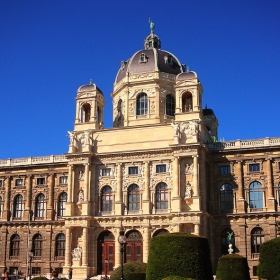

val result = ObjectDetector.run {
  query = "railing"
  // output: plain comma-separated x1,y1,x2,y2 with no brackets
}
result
0,155,68,167
207,137,280,151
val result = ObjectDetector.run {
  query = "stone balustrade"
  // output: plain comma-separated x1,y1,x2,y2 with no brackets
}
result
0,154,68,167
207,137,280,150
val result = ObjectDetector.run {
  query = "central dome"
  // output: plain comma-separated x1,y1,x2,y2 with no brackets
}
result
115,26,185,84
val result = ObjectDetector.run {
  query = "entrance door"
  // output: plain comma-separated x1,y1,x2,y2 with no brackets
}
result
125,230,143,263
97,231,115,275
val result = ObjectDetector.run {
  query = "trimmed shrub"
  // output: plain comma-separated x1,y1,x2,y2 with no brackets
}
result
125,272,146,280
146,232,213,280
110,261,147,280
215,254,250,280
258,237,280,280
162,277,195,280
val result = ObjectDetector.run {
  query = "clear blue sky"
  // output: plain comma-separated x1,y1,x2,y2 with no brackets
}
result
1,0,280,159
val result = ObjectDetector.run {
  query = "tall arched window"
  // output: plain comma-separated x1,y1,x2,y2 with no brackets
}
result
136,93,148,115
220,183,233,212
182,92,192,112
128,184,140,211
101,186,112,212
156,182,168,210
166,94,175,116
277,183,280,206
0,196,3,218
251,227,264,254
55,233,66,259
58,192,67,217
249,181,263,209
33,234,43,257
10,234,20,258
13,194,24,218
81,103,91,123
221,229,235,255
35,194,46,218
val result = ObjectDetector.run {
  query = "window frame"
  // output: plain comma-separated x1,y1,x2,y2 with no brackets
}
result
128,184,140,211
59,176,68,185
101,186,113,212
55,233,66,258
58,192,67,217
15,178,23,187
251,227,264,254
156,164,166,173
101,168,111,177
35,193,46,218
33,233,43,257
165,94,175,116
220,165,230,175
249,163,260,172
10,234,20,258
36,177,46,185
156,182,168,210
220,183,234,212
128,166,138,175
136,93,148,116
13,194,24,218
249,181,263,210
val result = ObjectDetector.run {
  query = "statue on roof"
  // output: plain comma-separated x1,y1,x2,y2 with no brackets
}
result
149,18,155,33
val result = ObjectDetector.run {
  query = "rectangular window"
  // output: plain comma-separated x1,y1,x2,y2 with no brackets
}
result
220,165,230,174
156,164,166,173
101,168,111,176
55,268,63,274
249,163,260,172
36,177,46,185
15,179,23,187
128,166,138,175
253,266,258,276
59,176,68,184
32,267,41,275
0,180,2,188
278,162,280,170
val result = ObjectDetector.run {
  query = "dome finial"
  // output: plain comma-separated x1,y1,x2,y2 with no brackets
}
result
149,18,155,33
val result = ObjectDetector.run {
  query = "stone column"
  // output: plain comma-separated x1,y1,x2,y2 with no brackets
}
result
114,233,121,269
143,161,150,214
194,224,200,236
236,161,245,212
47,174,54,219
115,163,122,215
172,157,180,197
82,227,88,266
143,227,150,263
68,165,74,202
192,156,199,196
3,177,11,220
84,164,89,201
65,227,71,267
266,158,275,211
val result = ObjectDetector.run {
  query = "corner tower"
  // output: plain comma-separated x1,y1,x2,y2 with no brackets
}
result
112,22,185,127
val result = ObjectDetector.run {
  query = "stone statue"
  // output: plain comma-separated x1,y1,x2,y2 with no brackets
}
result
185,163,193,174
185,182,192,199
67,131,75,144
78,170,84,181
227,231,234,244
72,246,82,260
78,189,84,202
149,19,155,33
171,120,180,137
83,130,91,145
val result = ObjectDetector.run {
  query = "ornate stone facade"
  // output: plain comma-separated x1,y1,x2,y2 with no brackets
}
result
0,26,279,280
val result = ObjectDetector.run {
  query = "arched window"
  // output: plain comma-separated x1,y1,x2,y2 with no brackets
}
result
249,181,263,209
277,183,280,206
136,93,148,115
156,182,168,210
55,233,66,258
81,103,91,123
125,230,143,262
221,229,235,255
220,183,233,212
33,234,43,257
128,184,140,211
13,194,24,218
0,196,3,218
58,192,67,217
182,92,192,112
101,186,112,212
10,234,20,258
251,227,264,254
35,194,46,218
153,229,169,237
166,94,175,116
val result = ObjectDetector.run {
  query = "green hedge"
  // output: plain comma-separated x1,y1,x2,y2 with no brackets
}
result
31,278,48,280
125,272,146,280
110,261,147,280
215,254,250,280
162,277,195,280
146,232,213,280
258,237,280,280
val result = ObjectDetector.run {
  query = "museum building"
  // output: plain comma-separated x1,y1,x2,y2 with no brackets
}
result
0,25,280,279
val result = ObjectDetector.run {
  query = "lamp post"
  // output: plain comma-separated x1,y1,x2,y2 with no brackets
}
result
118,229,127,280
29,251,34,280
104,258,108,279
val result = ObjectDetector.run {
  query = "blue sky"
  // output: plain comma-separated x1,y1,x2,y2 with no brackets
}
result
1,0,280,159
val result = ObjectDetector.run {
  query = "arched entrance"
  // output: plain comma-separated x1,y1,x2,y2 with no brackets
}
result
97,231,115,275
125,230,143,262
